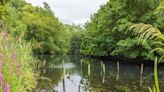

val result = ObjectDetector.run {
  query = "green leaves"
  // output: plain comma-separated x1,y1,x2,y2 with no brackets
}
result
127,23,164,62
111,38,151,59
81,0,163,61
2,0,69,54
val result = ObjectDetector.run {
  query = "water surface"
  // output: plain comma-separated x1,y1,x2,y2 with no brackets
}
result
35,55,164,92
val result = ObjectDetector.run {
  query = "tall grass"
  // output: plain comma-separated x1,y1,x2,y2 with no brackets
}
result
0,31,37,92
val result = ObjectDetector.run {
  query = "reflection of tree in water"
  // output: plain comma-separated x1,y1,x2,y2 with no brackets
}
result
36,55,83,91
36,55,67,91
35,55,164,92
79,59,164,92
69,55,83,64
36,64,63,91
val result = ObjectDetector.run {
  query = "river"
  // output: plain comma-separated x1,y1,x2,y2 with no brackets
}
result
35,55,164,92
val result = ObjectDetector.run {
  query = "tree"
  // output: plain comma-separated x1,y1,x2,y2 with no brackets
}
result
81,0,161,61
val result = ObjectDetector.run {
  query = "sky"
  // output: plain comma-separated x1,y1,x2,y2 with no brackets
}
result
25,0,108,25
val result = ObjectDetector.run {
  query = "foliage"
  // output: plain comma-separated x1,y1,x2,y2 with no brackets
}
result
0,1,38,91
64,24,84,55
21,5,65,54
81,0,163,61
1,0,70,54
127,23,164,62
127,24,163,92
127,19,164,92
111,37,153,59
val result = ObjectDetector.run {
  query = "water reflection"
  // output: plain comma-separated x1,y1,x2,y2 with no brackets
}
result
140,63,144,86
116,61,119,82
35,55,164,92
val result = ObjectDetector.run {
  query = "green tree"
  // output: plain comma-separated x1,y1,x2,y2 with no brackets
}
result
81,0,162,61
1,0,70,54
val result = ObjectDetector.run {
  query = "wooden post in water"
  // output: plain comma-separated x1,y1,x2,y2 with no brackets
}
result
63,77,66,92
140,63,144,86
87,64,91,92
116,61,120,82
87,75,91,92
101,61,103,76
102,63,106,74
102,73,105,84
88,64,91,77
102,61,106,84
80,60,83,76
62,60,66,92
78,85,81,92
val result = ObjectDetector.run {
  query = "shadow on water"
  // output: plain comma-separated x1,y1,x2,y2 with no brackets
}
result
35,55,164,92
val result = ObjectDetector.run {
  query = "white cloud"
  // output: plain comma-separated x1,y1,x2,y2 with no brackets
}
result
25,0,108,25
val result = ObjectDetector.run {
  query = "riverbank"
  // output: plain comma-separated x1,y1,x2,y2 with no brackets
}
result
85,55,164,66
0,32,37,92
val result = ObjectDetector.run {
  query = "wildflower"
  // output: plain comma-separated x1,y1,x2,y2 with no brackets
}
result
2,31,7,49
0,54,4,88
0,74,4,87
11,52,16,62
0,54,4,67
0,54,4,77
5,82,9,92
10,43,14,51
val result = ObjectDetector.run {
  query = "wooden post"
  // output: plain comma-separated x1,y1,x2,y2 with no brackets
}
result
102,63,106,74
102,74,105,84
101,61,103,76
78,85,80,92
63,77,65,92
62,60,66,92
88,64,91,77
116,61,119,81
80,60,83,77
140,63,144,86
102,62,106,84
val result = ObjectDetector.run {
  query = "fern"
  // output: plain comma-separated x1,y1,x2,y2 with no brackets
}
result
127,23,164,92
127,23,164,60
127,23,164,41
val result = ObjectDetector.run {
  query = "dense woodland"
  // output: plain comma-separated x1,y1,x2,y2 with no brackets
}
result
0,0,164,92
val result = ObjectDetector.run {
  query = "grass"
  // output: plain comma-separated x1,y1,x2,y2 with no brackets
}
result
0,31,37,92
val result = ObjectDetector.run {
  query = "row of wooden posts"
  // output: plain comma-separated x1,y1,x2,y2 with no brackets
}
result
60,60,144,92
